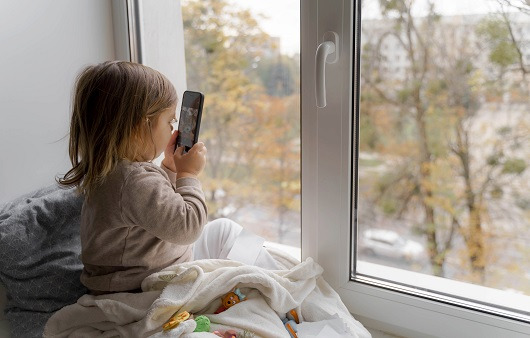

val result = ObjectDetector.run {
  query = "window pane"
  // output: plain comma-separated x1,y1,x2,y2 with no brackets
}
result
181,0,300,248
356,0,530,315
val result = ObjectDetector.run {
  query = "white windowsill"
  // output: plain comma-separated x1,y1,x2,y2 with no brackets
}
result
356,261,530,321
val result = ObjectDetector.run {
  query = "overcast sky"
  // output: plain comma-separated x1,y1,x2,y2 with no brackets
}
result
229,0,517,56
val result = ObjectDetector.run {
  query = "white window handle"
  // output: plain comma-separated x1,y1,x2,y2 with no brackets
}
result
315,31,339,108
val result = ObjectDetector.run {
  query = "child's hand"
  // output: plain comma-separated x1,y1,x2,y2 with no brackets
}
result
174,142,207,179
162,131,179,172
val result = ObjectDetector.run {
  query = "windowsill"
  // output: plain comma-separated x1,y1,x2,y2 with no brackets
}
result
356,261,530,322
364,326,402,338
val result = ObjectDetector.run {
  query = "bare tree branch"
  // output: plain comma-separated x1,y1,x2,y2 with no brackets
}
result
498,0,530,14
498,1,529,76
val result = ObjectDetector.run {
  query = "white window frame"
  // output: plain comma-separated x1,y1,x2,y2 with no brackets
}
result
300,0,530,337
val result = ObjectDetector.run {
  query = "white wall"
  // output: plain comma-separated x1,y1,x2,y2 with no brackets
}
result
0,0,116,203
0,0,188,203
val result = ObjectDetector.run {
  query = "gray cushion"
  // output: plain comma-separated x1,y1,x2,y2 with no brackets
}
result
0,184,87,337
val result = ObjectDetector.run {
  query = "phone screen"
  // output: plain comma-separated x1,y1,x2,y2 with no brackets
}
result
176,91,204,151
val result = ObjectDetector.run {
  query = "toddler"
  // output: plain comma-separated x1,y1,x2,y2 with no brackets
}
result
59,61,276,295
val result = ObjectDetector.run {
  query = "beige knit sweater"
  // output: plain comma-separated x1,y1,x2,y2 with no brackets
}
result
79,159,208,293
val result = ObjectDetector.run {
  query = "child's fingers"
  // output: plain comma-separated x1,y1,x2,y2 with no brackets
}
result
174,145,186,158
165,131,179,156
189,142,206,154
196,146,207,157
168,130,179,148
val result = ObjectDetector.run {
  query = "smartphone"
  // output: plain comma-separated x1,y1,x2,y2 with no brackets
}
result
176,90,204,153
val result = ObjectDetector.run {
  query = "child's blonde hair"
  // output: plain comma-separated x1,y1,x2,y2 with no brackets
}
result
59,60,177,195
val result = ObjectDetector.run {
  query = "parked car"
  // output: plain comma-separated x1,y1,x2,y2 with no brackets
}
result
359,229,424,262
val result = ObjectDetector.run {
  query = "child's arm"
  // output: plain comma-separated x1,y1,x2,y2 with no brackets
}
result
160,162,177,186
161,131,179,174
120,164,208,245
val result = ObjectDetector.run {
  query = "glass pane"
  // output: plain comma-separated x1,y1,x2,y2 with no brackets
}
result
356,0,530,311
181,0,300,249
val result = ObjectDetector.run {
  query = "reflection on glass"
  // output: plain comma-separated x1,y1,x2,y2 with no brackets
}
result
181,0,300,247
357,0,530,296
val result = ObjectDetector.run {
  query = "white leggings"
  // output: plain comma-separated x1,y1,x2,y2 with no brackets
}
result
192,218,278,270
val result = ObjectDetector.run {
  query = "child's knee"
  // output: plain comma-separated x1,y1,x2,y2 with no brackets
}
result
206,218,242,237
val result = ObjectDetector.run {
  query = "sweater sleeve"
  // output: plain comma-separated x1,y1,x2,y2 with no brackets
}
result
160,162,177,185
120,164,208,245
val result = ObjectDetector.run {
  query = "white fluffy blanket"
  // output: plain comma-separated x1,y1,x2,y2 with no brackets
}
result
43,248,371,338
